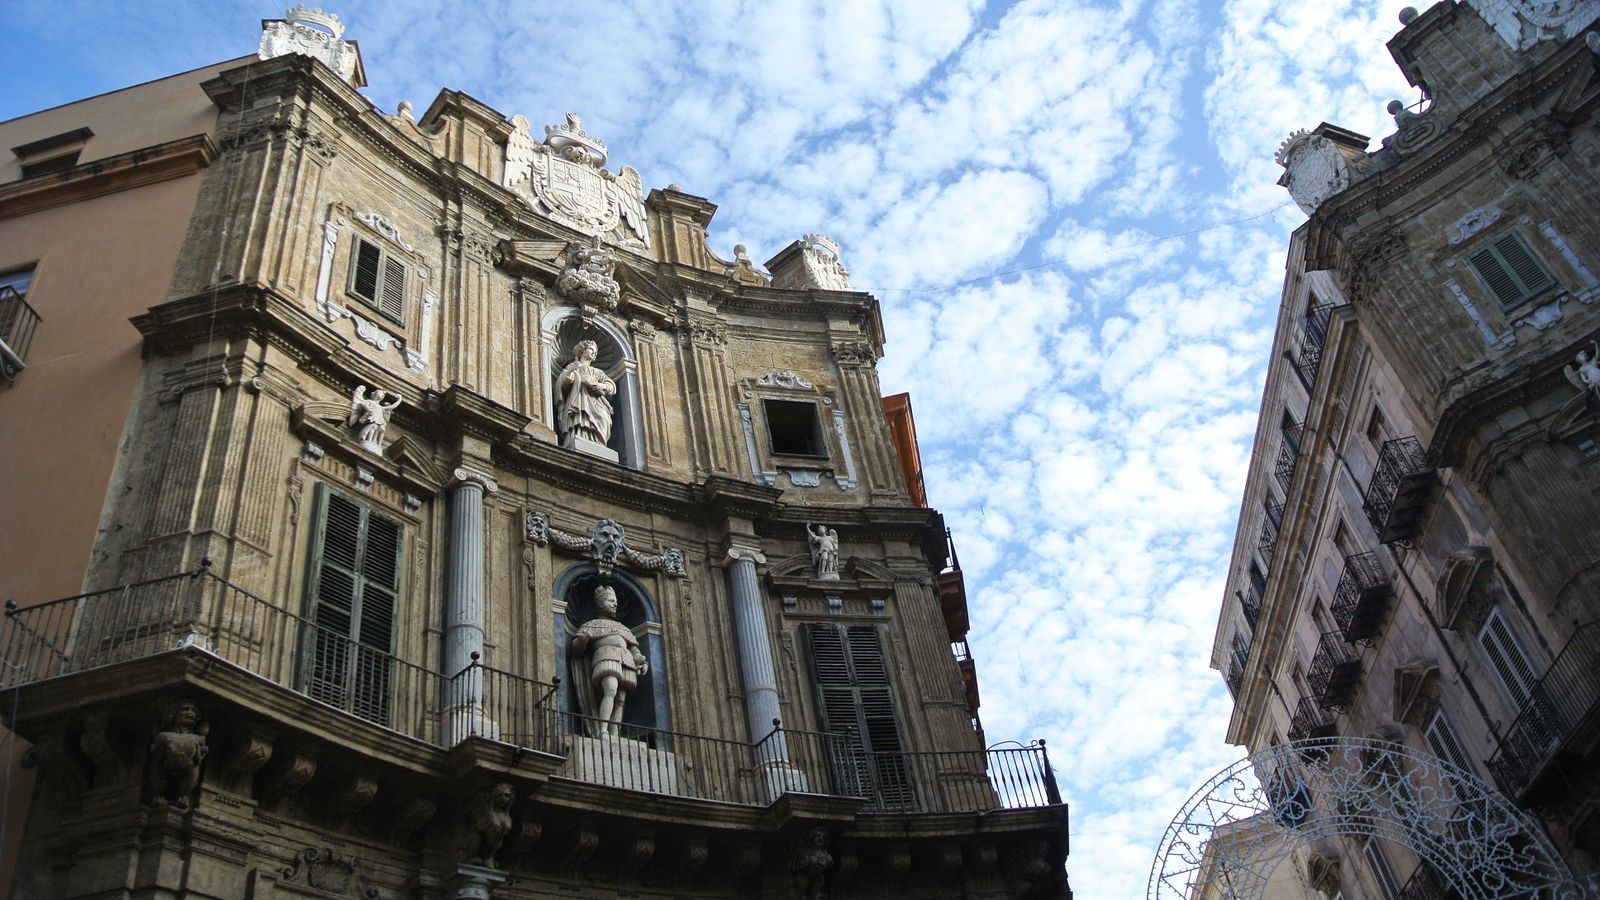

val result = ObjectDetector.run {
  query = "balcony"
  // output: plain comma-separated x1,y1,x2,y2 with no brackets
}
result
1293,302,1336,391
1237,586,1261,629
1287,696,1338,747
1362,436,1436,543
1258,503,1284,568
1401,861,1461,900
1487,621,1600,801
1330,551,1393,645
1275,423,1303,491
938,528,969,640
1262,762,1313,829
1225,648,1248,696
0,284,42,381
0,564,1061,817
1308,630,1362,712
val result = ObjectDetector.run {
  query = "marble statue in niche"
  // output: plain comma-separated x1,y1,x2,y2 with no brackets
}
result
1565,342,1600,402
808,524,840,581
570,584,648,737
556,339,617,456
148,699,208,809
347,385,401,452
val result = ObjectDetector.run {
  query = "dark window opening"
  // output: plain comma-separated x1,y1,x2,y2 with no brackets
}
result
19,151,80,179
346,236,407,325
764,398,825,457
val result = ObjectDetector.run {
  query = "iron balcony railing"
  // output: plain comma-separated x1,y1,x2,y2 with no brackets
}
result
1293,302,1336,391
1401,860,1459,900
1362,436,1436,543
0,284,42,381
1225,648,1248,696
1308,630,1362,712
1258,503,1284,569
1237,587,1260,629
1330,551,1393,645
1261,761,1312,830
1,565,1062,815
1287,696,1337,747
1487,621,1600,800
1275,423,1304,491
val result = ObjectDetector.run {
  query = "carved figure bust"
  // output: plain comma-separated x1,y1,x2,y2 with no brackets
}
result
807,524,840,581
789,826,833,900
346,385,401,452
1564,342,1600,401
570,585,648,737
148,700,208,809
462,782,516,868
556,340,617,452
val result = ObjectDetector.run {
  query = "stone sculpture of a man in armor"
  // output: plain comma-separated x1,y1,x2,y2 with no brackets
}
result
570,585,648,737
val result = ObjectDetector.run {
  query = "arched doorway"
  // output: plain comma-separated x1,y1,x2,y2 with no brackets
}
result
1149,738,1593,899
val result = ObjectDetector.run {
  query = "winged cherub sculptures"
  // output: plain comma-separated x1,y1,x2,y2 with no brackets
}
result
1564,342,1600,403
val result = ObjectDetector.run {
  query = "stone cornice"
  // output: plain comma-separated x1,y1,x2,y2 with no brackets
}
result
0,134,216,221
434,384,531,446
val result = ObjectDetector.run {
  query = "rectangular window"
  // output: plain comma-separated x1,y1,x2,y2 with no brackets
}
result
763,398,826,457
302,484,402,726
806,623,911,809
1362,838,1403,900
1424,710,1477,779
1467,230,1555,310
12,126,92,180
1477,607,1540,709
19,152,80,179
0,265,41,371
346,236,407,325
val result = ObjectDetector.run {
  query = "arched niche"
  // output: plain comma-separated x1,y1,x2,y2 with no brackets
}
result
540,308,644,469
552,563,670,739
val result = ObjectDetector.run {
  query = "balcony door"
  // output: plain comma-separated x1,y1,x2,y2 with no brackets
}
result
806,623,912,809
302,484,401,726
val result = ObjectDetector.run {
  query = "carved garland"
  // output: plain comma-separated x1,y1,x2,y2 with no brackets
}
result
525,511,686,577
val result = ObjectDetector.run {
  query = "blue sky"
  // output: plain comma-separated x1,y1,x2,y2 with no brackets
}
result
3,0,1424,894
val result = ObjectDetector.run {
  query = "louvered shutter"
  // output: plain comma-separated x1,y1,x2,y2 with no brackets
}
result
1362,839,1403,900
805,623,911,809
1468,231,1555,310
1478,608,1538,709
847,625,913,810
351,239,382,304
378,256,407,323
1424,712,1476,778
303,485,402,726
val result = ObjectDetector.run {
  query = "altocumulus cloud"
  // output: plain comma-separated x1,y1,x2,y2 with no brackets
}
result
0,0,1419,893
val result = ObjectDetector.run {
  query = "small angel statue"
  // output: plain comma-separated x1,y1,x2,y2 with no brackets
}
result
347,385,402,452
1564,342,1600,403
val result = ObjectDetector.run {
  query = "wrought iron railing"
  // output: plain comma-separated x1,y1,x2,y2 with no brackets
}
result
1308,630,1362,712
0,285,42,381
1,566,1062,815
1362,436,1435,543
1237,587,1260,629
1488,621,1600,799
1330,551,1393,645
1287,696,1337,747
1258,503,1284,569
1401,859,1458,900
1275,423,1303,491
1225,648,1248,696
1293,302,1335,391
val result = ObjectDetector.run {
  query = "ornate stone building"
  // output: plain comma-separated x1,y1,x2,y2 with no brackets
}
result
0,8,1068,899
1212,1,1600,896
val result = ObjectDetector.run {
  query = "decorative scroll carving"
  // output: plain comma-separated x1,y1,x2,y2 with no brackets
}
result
771,235,852,291
1466,0,1600,50
524,511,686,577
758,370,814,389
730,244,771,286
1447,207,1502,245
354,211,414,253
830,342,877,368
279,846,380,899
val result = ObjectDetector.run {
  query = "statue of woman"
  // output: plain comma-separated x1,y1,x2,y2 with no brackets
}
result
556,339,616,449
569,585,648,737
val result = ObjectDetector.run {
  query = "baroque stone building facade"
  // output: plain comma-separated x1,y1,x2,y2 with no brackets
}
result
1213,1,1600,897
0,9,1068,899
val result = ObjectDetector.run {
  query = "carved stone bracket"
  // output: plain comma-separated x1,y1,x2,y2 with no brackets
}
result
524,511,686,577
831,342,877,368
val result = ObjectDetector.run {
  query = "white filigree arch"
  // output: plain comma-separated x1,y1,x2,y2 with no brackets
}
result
1149,738,1594,900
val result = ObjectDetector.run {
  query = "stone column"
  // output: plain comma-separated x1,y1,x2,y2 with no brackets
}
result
726,544,807,799
443,466,497,744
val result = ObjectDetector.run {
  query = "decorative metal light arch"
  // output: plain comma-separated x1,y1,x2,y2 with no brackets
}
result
1148,738,1594,899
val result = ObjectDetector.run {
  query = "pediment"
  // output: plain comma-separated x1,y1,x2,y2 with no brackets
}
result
383,434,443,490
1392,659,1441,727
1435,546,1497,631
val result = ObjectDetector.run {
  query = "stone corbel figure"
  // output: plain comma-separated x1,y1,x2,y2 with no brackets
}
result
556,340,617,453
347,384,401,452
808,524,840,581
1564,342,1600,403
461,782,515,868
148,699,208,809
789,826,834,900
569,585,648,737
556,239,621,318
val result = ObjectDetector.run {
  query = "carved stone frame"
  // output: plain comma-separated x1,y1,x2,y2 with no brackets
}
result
737,371,853,491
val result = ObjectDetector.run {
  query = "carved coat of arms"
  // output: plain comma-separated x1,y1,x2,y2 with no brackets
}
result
1276,130,1351,215
504,113,650,252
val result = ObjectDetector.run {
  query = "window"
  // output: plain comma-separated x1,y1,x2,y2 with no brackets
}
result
302,485,402,726
347,236,407,325
806,623,911,809
0,265,41,377
1365,404,1389,445
1424,710,1477,779
1362,838,1403,900
1477,606,1539,709
764,398,825,457
12,126,91,181
1467,230,1555,310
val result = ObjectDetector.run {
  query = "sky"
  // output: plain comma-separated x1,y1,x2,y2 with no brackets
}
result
2,0,1425,894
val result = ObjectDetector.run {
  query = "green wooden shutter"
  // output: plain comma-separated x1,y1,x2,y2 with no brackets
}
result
806,623,911,808
1469,231,1555,309
351,238,382,304
378,256,407,323
303,484,402,726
